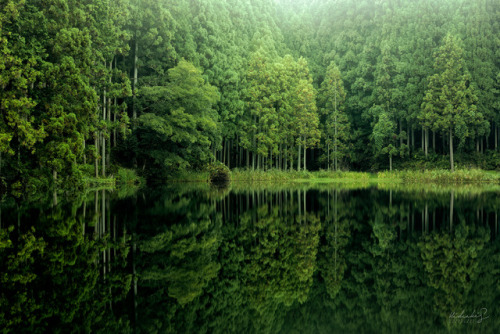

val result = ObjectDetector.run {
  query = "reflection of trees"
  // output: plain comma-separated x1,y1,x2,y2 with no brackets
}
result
243,208,320,304
0,226,45,330
139,220,221,306
236,194,321,333
0,194,131,333
318,190,351,299
166,189,322,334
2,185,500,333
418,223,489,328
134,188,221,333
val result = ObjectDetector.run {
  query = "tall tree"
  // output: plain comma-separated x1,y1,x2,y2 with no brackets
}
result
421,34,487,171
136,59,219,176
371,109,398,171
320,61,349,171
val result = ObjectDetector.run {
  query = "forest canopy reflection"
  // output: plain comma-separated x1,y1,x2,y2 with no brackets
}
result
1,184,499,333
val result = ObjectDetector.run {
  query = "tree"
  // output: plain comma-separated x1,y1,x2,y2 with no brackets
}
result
372,109,399,171
421,34,487,172
136,59,219,175
320,61,349,171
294,58,320,171
0,0,46,183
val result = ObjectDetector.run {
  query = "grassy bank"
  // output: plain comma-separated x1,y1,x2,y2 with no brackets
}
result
170,168,500,184
231,169,372,182
83,167,145,189
377,169,500,183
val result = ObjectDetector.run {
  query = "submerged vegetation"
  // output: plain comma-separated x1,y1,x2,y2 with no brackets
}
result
1,0,500,194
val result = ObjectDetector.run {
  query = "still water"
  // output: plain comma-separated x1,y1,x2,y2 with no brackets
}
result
1,183,499,333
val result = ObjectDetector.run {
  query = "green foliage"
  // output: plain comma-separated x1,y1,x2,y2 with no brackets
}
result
421,34,487,171
207,162,231,184
2,0,500,188
136,59,219,176
116,167,143,185
319,61,350,171
378,169,500,183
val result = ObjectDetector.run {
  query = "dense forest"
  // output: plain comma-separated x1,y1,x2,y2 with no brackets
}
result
1,0,500,189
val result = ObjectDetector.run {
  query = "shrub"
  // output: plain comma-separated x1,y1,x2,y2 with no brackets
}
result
207,162,231,184
116,167,143,185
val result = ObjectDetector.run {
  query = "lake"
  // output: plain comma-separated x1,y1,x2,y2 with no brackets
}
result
1,182,499,333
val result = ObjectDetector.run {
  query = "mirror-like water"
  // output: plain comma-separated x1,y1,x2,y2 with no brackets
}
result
1,183,499,333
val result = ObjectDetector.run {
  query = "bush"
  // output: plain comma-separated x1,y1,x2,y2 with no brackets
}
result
208,162,231,184
116,167,143,185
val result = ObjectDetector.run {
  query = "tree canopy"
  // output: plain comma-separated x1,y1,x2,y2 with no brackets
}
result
1,0,500,189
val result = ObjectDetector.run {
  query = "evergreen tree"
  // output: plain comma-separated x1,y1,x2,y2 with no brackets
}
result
320,61,350,171
421,34,487,171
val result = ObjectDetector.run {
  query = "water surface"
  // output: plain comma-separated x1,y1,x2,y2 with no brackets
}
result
1,183,499,333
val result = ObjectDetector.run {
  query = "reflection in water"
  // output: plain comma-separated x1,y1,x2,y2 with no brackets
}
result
0,184,499,333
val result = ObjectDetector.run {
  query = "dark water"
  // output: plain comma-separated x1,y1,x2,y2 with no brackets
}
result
1,183,499,333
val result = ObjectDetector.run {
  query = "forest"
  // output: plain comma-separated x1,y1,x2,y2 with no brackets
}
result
1,0,500,190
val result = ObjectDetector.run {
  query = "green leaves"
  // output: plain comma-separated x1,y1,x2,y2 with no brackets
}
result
136,60,219,174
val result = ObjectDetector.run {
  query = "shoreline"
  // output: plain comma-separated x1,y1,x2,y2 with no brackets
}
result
170,169,500,184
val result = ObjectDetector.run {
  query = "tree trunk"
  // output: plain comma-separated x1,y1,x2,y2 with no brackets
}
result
102,134,106,177
114,57,118,147
327,139,330,171
411,128,415,149
432,131,436,151
223,139,227,165
389,154,392,171
252,151,255,171
227,139,231,167
279,144,282,170
421,128,424,152
334,115,338,172
132,38,138,129
252,117,256,171
407,125,410,149
95,133,99,177
83,140,86,164
399,119,403,147
495,124,498,150
297,144,301,171
334,88,337,171
107,61,112,168
449,129,454,172
53,188,57,207
285,145,288,171
113,99,117,147
303,136,307,171
102,79,106,178
424,128,428,157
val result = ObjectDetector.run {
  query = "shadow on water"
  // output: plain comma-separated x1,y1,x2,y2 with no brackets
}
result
0,182,499,333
